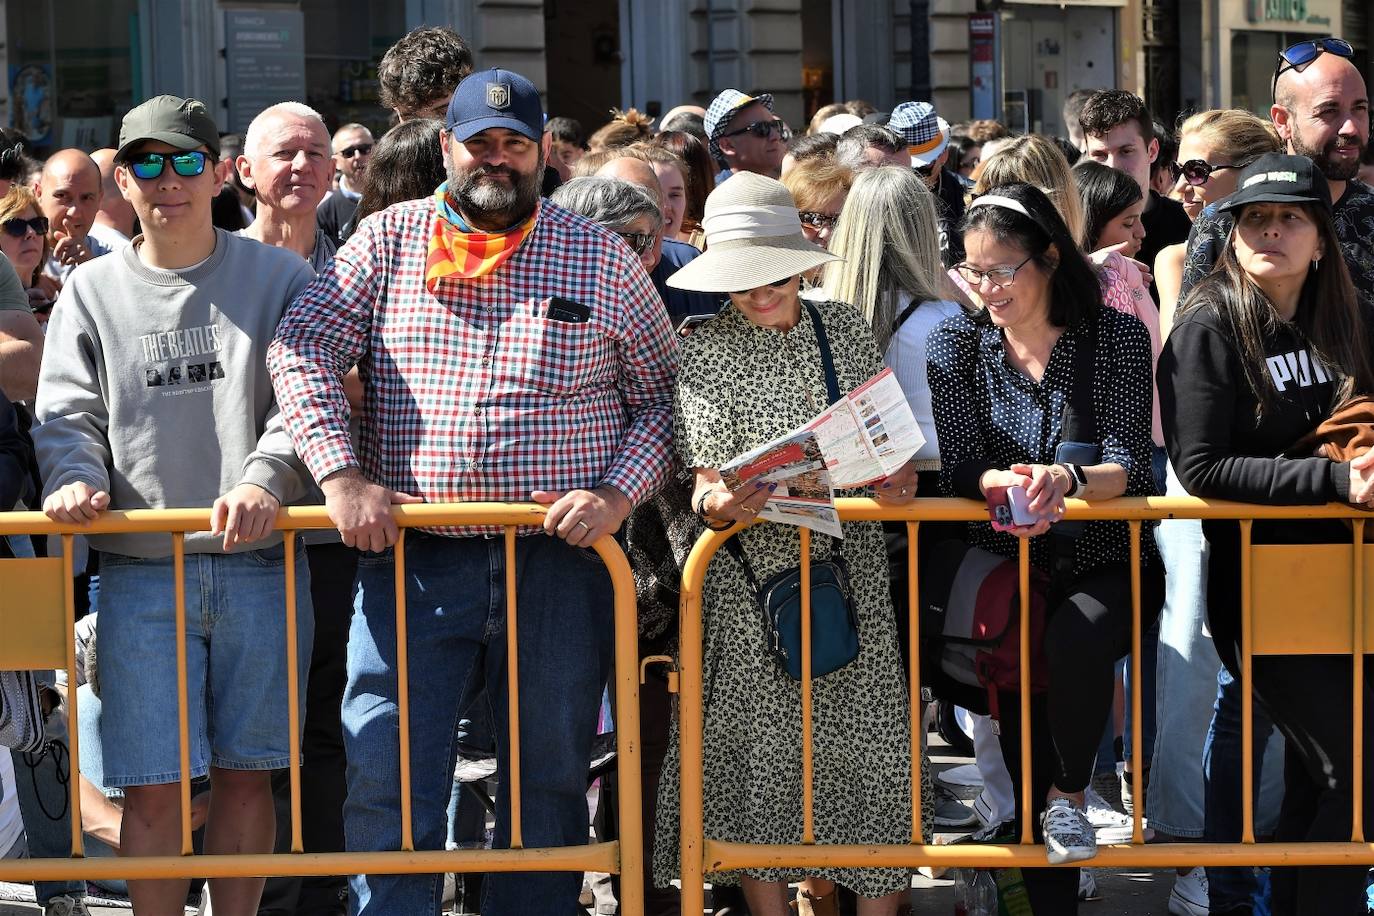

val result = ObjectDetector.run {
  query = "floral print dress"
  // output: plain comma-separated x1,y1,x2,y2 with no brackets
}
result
652,299,928,898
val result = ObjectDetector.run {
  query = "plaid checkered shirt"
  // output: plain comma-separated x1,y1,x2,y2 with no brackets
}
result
267,196,679,536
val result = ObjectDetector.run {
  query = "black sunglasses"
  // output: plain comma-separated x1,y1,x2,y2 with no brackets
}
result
615,231,656,256
1272,38,1354,100
339,144,373,159
721,119,787,141
128,150,209,181
1,215,47,239
730,276,793,295
798,211,839,231
1168,159,1236,186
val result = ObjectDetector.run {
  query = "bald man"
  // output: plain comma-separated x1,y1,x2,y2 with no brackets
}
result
596,155,722,323
1179,46,1374,301
36,149,113,283
89,148,136,247
237,103,336,271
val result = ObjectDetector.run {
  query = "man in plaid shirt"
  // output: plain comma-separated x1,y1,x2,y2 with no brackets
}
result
267,68,677,916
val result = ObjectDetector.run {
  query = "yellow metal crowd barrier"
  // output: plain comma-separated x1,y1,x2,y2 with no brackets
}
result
0,504,645,911
676,496,1374,913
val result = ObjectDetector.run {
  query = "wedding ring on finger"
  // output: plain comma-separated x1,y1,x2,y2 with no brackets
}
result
576,520,591,531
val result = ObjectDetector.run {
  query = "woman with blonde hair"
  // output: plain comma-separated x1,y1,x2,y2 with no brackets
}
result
0,185,55,321
1154,109,1281,330
973,133,1086,245
780,157,853,254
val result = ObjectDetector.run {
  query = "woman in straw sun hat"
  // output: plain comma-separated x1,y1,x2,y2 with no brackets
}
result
653,171,924,915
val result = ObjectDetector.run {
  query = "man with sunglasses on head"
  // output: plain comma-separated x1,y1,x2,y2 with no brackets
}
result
1180,37,1374,302
705,88,787,181
33,94,316,916
268,68,677,916
317,123,373,245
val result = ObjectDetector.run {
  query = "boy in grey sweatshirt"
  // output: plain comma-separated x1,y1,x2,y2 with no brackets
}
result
33,95,315,916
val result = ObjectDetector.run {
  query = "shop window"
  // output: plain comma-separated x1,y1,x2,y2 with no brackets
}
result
301,0,407,135
7,0,138,151
1230,30,1304,114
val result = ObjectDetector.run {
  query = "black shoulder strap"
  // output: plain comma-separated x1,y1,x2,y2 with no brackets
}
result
804,300,843,407
1061,315,1098,443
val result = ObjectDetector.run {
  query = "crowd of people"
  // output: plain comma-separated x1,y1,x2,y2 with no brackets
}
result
0,20,1373,916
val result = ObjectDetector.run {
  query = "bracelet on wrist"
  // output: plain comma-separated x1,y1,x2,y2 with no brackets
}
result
695,490,734,531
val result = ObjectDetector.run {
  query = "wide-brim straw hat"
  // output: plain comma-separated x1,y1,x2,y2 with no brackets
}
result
666,171,840,293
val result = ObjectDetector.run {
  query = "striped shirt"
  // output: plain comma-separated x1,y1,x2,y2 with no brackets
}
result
267,196,679,536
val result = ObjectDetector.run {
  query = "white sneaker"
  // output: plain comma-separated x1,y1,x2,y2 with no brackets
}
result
1084,785,1134,844
42,898,90,916
1168,868,1209,916
1040,796,1097,865
1077,868,1100,901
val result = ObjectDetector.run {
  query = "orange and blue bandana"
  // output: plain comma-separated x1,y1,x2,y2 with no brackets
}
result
424,182,538,292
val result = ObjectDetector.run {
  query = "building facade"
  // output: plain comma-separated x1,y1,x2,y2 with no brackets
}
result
0,0,1368,152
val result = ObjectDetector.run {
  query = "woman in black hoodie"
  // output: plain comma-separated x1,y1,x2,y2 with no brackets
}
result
1159,152,1374,915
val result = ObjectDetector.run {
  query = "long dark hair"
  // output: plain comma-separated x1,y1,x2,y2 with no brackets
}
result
355,119,446,225
1183,203,1374,417
961,182,1103,329
1072,159,1143,251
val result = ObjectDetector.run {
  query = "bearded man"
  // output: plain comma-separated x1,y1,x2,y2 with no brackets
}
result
266,68,677,916
1179,39,1373,300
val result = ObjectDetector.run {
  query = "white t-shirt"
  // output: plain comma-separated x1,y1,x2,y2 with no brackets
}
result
0,749,24,857
884,292,964,462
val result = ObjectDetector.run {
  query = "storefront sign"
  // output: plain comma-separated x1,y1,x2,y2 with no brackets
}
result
225,10,306,133
1245,0,1333,26
969,13,999,121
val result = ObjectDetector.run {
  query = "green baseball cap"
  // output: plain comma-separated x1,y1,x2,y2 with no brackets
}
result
116,95,220,162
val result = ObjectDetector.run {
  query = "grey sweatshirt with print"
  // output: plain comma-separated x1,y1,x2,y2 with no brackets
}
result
35,229,316,557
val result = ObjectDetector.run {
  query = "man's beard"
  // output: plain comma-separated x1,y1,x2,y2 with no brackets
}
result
1292,129,1366,182
447,158,542,229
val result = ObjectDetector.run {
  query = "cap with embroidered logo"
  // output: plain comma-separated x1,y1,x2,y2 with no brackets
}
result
1218,152,1331,215
445,68,544,142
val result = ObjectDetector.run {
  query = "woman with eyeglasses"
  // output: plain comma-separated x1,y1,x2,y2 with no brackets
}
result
0,186,56,324
781,156,853,258
653,171,920,916
1160,152,1374,915
928,183,1161,914
550,176,660,272
1153,110,1281,333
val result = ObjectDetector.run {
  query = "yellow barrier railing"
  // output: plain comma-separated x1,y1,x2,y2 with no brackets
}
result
676,496,1374,911
0,504,643,911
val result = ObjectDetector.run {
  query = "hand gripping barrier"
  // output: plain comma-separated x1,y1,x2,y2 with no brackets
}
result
0,504,644,910
675,496,1374,912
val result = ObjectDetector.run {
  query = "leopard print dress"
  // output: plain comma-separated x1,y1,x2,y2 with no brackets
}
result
652,300,930,898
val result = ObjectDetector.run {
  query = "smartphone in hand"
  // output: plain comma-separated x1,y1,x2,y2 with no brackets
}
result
986,484,1038,531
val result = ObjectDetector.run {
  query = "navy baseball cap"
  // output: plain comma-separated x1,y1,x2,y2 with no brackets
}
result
445,68,544,142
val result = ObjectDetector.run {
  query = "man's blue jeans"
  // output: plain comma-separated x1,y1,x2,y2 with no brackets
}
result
342,532,615,916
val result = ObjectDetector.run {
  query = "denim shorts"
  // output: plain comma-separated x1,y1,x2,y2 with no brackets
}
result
96,541,314,787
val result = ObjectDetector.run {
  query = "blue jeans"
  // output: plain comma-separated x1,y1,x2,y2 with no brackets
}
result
342,533,615,916
11,698,84,905
1205,665,1286,912
74,683,126,898
97,543,313,786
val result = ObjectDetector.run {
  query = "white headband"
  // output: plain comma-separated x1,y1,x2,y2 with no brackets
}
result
703,204,802,244
968,194,1033,220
